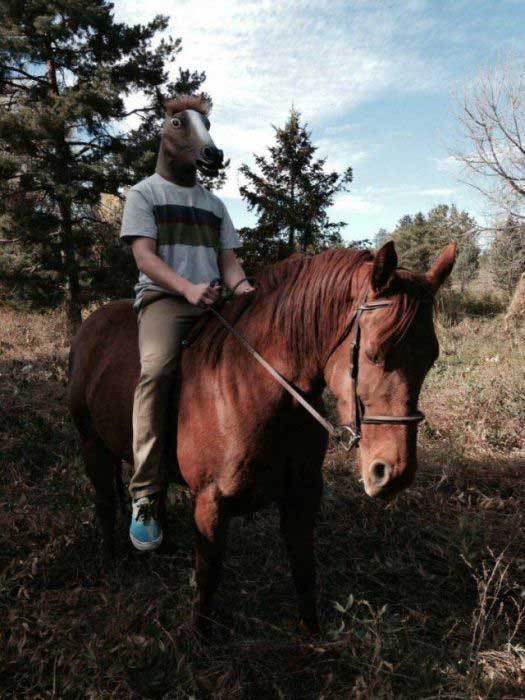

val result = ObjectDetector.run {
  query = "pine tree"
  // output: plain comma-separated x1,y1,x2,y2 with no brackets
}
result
490,217,525,295
239,107,353,266
0,1,210,332
391,204,479,289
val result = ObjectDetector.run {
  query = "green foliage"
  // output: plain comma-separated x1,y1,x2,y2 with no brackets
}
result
455,235,480,292
0,0,209,328
378,204,480,289
373,227,390,248
237,225,282,277
348,237,372,250
239,108,353,271
489,217,525,295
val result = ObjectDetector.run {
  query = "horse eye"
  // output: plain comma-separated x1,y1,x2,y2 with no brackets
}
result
365,348,383,365
170,117,182,129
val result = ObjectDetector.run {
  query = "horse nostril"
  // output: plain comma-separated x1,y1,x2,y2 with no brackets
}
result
203,146,216,162
370,460,391,485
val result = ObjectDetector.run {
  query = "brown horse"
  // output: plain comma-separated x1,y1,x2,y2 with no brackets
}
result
68,240,456,632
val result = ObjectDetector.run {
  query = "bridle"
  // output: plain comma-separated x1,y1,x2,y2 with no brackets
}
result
327,297,426,451
197,282,426,452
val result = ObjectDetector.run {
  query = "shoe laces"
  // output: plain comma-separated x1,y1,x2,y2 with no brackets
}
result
136,499,157,524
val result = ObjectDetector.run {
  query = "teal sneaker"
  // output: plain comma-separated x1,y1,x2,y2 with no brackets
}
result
129,495,163,552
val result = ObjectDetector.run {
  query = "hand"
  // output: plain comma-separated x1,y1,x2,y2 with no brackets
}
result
235,282,255,295
184,281,221,308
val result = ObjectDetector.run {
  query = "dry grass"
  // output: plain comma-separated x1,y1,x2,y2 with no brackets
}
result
1,302,523,698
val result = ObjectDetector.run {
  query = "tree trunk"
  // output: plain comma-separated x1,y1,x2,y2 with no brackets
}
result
288,177,296,251
59,201,82,335
47,56,82,335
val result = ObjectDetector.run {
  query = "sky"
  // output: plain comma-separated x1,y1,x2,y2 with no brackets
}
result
113,0,525,243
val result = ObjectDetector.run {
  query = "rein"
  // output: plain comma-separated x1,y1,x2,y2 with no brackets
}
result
203,282,425,451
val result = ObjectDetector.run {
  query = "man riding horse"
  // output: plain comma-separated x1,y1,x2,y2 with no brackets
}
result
69,95,456,632
119,94,253,551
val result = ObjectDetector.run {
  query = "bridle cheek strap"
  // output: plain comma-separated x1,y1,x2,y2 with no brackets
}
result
332,298,426,451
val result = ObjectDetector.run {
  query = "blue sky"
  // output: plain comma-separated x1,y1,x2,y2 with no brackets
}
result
113,0,525,242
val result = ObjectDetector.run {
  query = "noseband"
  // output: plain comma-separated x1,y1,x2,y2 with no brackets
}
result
331,299,426,451
202,290,426,452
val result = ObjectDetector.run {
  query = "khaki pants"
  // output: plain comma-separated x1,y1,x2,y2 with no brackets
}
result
130,291,205,499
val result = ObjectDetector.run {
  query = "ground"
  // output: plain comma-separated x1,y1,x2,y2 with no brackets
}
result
0,304,523,698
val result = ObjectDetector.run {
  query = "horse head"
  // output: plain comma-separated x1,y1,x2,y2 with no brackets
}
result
157,93,224,180
325,241,456,499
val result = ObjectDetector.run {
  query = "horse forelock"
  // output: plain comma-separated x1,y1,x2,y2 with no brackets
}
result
372,270,435,352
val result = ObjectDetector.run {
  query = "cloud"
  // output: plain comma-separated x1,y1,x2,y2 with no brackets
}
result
433,155,460,173
417,187,456,196
355,184,456,198
115,0,442,125
331,193,382,214
113,0,446,198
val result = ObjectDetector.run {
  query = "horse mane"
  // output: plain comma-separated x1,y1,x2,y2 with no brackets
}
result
163,93,211,117
186,248,434,368
374,269,435,351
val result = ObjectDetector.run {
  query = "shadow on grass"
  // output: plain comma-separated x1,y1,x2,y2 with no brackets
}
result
2,429,523,697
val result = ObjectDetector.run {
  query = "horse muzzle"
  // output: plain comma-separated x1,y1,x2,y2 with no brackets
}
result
363,458,416,499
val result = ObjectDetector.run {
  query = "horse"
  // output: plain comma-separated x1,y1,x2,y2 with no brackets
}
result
68,240,456,632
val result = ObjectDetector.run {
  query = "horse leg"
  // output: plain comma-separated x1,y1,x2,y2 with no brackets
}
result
279,474,323,635
192,485,228,633
81,434,118,566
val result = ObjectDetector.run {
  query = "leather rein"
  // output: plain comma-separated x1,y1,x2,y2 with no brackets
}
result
203,281,425,451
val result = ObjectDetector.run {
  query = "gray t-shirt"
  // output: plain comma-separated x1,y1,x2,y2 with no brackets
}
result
120,173,241,310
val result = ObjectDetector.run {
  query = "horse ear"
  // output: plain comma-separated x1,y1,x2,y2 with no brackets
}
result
425,242,457,293
371,241,398,292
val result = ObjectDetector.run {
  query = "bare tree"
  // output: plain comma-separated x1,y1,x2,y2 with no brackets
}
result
453,61,525,221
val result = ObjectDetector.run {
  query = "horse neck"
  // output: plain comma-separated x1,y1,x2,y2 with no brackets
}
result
244,260,370,393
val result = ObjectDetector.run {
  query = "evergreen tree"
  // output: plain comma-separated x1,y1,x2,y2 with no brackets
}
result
239,107,353,267
490,217,525,295
391,204,479,288
374,228,390,248
0,1,211,332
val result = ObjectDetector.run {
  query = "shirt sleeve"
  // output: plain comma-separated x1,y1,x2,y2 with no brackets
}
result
219,202,242,250
120,188,157,242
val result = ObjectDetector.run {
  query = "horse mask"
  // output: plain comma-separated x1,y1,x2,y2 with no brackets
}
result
157,94,224,180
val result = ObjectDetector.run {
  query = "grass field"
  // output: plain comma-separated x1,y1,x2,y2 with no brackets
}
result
1,303,523,698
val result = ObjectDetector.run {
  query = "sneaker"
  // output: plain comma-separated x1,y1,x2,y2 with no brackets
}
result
129,495,163,552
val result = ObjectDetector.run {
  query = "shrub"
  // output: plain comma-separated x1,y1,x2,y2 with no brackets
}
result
437,289,505,324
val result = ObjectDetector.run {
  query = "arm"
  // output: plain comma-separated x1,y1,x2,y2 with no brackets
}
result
130,237,220,307
218,249,254,294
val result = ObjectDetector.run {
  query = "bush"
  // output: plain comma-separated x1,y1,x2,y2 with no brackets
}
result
437,289,505,324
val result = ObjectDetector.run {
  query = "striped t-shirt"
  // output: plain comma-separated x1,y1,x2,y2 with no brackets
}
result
120,173,241,310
